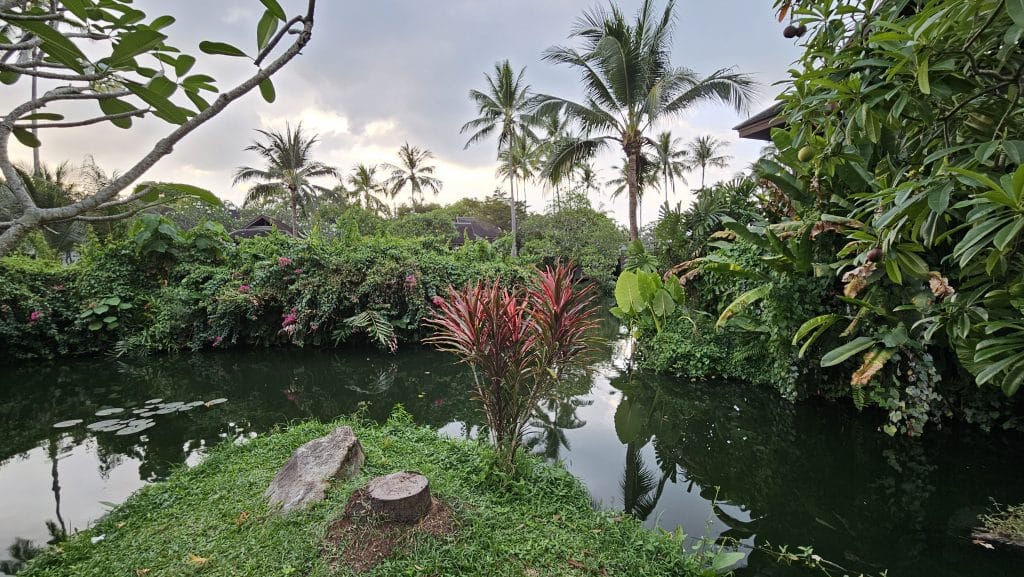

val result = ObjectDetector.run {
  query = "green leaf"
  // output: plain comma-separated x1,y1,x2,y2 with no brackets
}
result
716,284,771,329
711,551,745,573
199,41,248,58
1008,0,1024,28
18,20,88,73
110,28,167,66
98,97,139,129
792,314,840,353
133,182,221,206
125,81,187,124
916,55,930,94
20,113,64,121
185,91,211,112
61,0,89,20
994,218,1024,250
12,128,41,148
614,270,639,314
259,0,287,20
257,10,279,50
174,55,196,77
150,15,176,30
259,77,276,103
651,289,675,318
884,258,903,285
821,336,877,367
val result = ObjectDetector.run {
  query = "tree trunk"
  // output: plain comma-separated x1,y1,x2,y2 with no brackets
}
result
508,164,518,257
289,187,298,236
625,140,641,241
701,165,706,189
664,172,668,205
0,220,34,257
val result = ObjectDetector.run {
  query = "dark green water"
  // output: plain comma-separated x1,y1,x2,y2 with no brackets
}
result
1,332,1022,576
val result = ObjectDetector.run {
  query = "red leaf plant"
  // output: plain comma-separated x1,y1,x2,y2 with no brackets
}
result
426,263,598,470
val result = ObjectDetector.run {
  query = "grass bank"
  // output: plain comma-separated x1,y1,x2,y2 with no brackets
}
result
23,410,704,576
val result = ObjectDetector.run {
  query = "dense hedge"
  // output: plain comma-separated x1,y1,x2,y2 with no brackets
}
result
0,228,529,361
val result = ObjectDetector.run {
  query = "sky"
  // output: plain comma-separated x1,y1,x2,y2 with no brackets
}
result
4,0,803,229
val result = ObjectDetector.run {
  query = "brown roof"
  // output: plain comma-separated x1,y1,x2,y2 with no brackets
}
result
734,101,786,141
452,217,501,247
229,215,297,238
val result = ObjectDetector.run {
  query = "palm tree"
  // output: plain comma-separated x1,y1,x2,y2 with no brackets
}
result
652,131,689,204
345,164,389,215
382,142,442,208
686,134,732,189
537,0,756,240
461,60,538,256
496,133,541,211
233,123,339,234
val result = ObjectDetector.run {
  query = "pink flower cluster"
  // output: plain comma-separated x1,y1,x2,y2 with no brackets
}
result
404,273,417,288
29,310,42,324
431,295,445,307
281,307,298,328
238,284,251,294
212,336,223,347
277,256,293,267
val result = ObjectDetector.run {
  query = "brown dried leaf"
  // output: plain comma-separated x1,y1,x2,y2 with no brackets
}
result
187,554,210,567
851,349,893,387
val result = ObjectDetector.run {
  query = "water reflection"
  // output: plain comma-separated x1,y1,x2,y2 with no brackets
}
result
2,332,1024,577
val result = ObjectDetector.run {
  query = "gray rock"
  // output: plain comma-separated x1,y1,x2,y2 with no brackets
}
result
265,426,365,512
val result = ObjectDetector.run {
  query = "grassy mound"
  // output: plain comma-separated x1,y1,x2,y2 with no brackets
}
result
23,410,701,576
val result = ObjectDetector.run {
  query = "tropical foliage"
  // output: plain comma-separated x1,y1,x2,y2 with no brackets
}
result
639,0,1024,435
426,263,599,470
537,0,756,241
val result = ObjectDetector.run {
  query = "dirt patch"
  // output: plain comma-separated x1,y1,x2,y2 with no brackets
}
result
323,490,458,572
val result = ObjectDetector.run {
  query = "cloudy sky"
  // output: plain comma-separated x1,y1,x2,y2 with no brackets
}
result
5,0,803,228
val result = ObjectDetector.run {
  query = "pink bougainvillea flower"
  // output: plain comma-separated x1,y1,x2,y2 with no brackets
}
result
281,307,299,328
238,284,251,294
431,295,445,307
212,336,223,347
277,257,293,267
404,273,417,288
293,268,304,275
29,310,42,324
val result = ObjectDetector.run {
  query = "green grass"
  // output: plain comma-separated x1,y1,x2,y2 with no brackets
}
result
981,502,1024,542
23,409,703,576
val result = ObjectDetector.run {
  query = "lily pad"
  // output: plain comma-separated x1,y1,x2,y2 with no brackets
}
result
156,407,180,415
205,398,228,406
132,408,149,414
87,419,127,432
116,421,156,435
140,411,157,417
53,419,84,429
95,408,125,417
144,398,163,404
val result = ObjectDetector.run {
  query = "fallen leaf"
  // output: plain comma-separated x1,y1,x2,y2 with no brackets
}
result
972,539,996,550
116,522,126,529
568,559,585,570
235,511,250,527
552,514,561,521
135,569,151,576
187,553,210,567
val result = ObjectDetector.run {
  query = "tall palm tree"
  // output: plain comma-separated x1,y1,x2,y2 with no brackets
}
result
345,163,389,215
652,131,689,204
687,134,732,189
537,0,756,240
233,123,339,234
382,142,442,208
496,133,541,212
461,60,538,256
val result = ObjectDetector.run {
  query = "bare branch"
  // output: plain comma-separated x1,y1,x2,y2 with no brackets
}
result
0,61,109,81
254,15,303,67
0,10,66,21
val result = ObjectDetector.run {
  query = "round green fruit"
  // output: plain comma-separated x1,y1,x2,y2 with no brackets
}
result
797,146,814,162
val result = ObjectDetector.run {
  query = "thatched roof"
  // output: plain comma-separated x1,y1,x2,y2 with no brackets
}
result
229,215,297,238
452,217,501,247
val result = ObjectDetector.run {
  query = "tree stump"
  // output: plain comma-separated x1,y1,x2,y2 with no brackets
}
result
360,471,432,523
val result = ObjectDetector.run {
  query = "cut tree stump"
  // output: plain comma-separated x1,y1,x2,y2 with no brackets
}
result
358,471,432,523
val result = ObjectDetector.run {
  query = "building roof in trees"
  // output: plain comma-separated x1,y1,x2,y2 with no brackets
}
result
734,101,786,141
229,215,297,238
452,217,501,247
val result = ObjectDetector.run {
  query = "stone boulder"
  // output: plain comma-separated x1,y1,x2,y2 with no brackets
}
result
265,426,364,512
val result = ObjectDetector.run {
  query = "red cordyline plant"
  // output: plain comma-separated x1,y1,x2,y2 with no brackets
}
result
426,263,599,469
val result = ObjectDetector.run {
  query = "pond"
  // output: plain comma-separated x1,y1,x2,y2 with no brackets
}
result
2,326,1023,577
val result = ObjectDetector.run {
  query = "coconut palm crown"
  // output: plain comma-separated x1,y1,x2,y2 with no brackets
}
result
536,0,757,240
687,134,732,189
383,143,443,207
233,123,339,234
461,60,539,256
